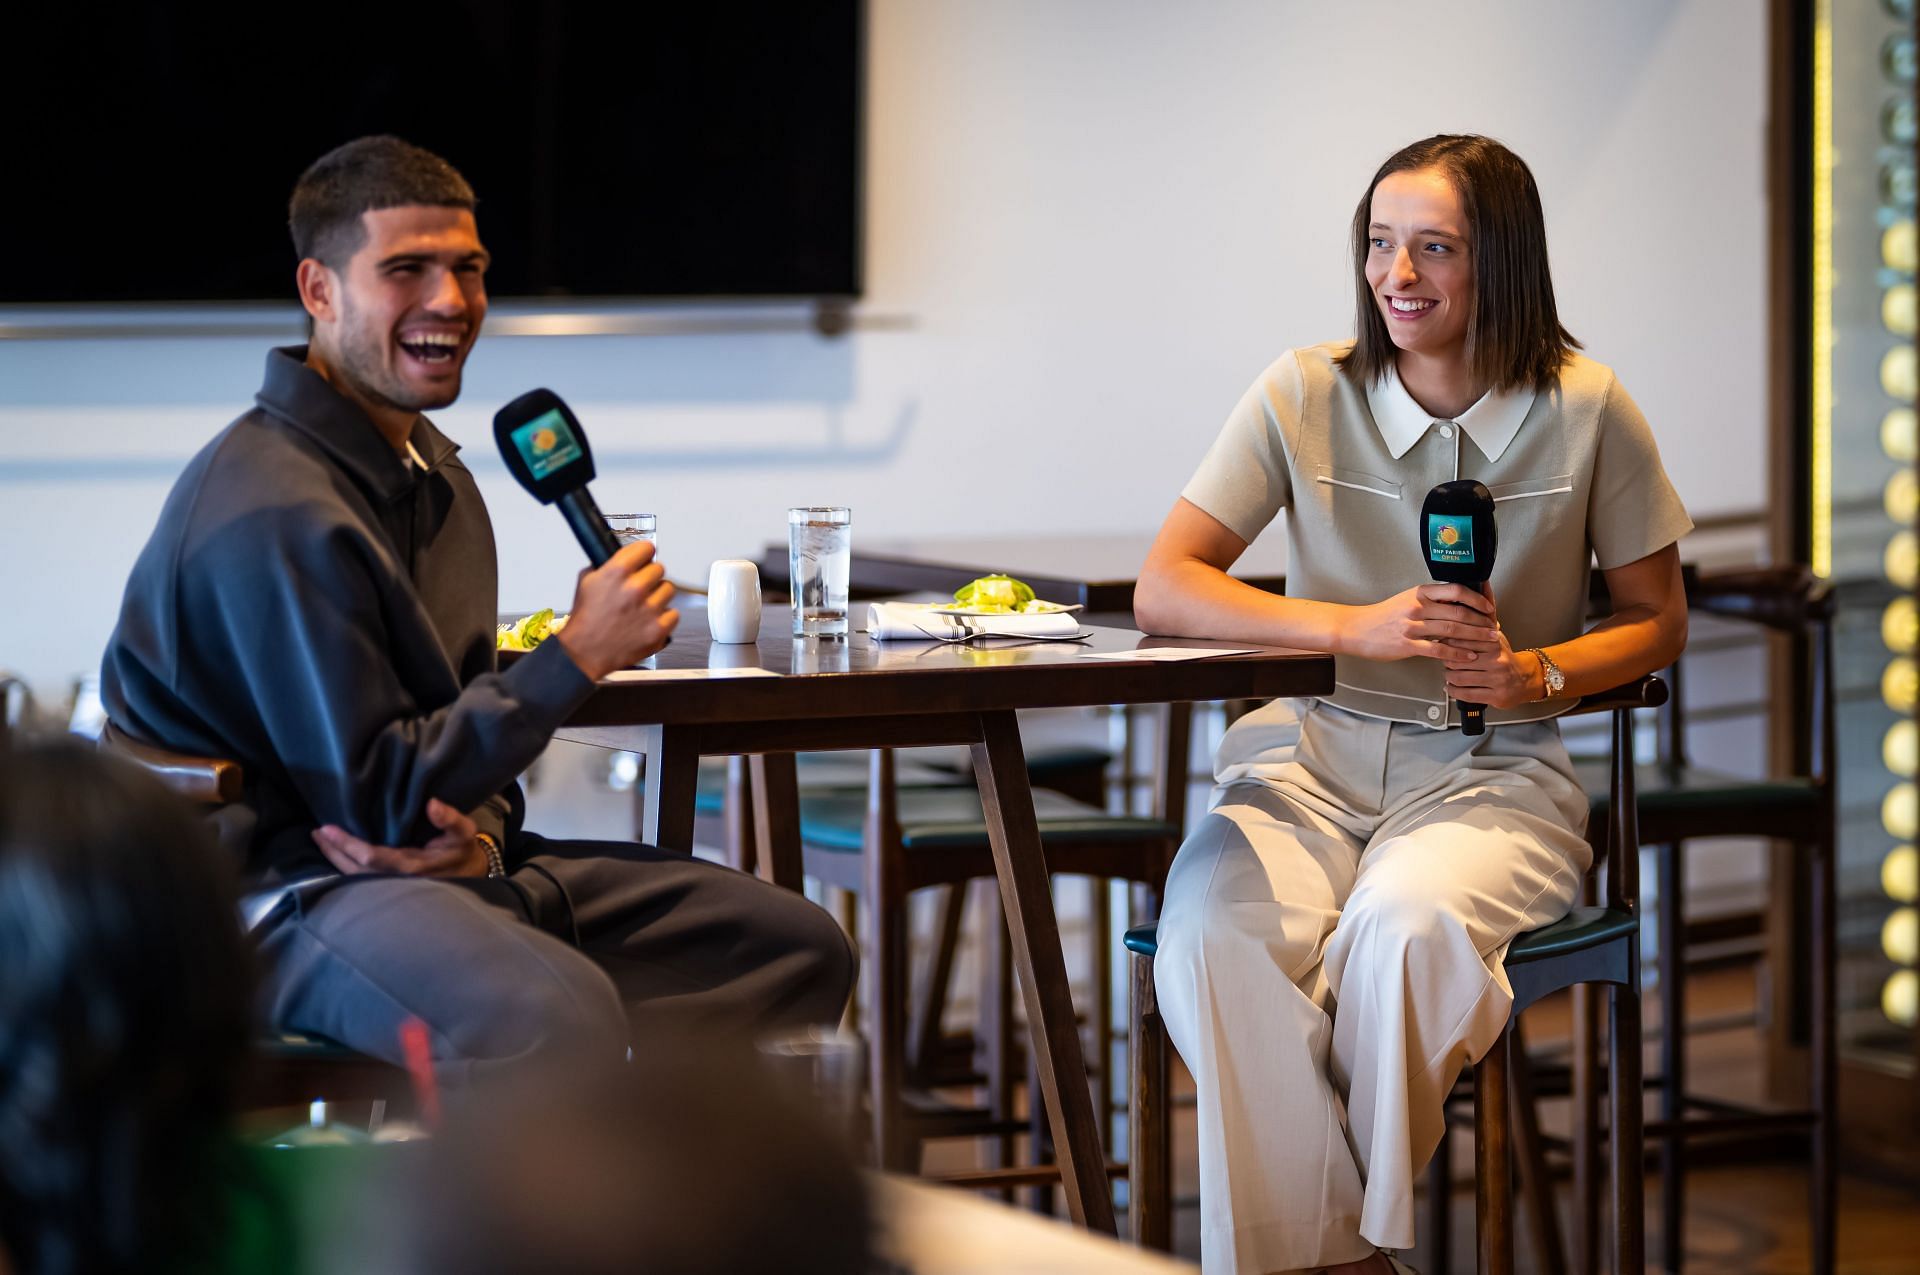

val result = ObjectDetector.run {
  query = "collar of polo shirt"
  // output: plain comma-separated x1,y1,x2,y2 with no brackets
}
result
1365,364,1537,463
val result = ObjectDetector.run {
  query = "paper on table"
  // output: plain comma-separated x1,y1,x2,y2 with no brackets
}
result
1078,647,1262,662
603,667,783,682
867,601,1086,642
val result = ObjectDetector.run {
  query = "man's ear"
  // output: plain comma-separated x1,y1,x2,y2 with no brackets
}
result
295,257,338,326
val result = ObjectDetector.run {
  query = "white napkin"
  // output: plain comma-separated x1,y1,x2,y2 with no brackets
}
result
866,601,1085,641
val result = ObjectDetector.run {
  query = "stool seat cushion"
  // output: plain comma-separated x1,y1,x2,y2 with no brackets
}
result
800,787,1176,853
1505,905,1637,964
923,744,1115,779
1123,908,1636,965
1573,759,1818,819
690,754,968,814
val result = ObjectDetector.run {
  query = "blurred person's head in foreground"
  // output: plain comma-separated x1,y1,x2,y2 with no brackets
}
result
366,1041,872,1275
0,739,253,1275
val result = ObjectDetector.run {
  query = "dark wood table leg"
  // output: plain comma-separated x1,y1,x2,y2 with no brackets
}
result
971,709,1117,1234
981,885,1017,1202
724,755,757,875
638,724,700,852
748,753,805,891
1155,702,1193,835
909,884,966,1081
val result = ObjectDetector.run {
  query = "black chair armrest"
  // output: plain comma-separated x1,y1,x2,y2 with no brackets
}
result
1564,674,1668,718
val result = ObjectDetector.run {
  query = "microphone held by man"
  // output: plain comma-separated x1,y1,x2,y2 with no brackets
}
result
494,387,678,674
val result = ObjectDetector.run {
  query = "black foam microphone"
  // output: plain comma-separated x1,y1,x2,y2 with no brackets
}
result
493,388,623,567
1420,479,1498,736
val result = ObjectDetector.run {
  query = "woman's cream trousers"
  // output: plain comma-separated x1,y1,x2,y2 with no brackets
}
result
1155,700,1591,1273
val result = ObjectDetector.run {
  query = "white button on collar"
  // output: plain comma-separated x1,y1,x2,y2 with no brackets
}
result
1426,705,1442,721
1438,424,1455,440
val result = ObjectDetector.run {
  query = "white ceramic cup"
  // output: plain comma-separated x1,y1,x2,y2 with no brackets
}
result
707,559,763,643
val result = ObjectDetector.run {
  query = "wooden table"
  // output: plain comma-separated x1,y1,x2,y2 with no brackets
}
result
555,604,1330,1233
758,531,1289,612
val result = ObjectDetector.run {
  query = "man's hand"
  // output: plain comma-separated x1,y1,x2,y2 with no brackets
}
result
1337,583,1497,661
312,798,490,878
555,539,681,681
1435,584,1543,708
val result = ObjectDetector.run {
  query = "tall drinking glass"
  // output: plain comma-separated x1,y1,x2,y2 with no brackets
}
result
788,507,851,636
603,513,657,546
755,1026,865,1158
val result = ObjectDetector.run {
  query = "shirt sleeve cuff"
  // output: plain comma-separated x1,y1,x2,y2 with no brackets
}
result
501,636,599,729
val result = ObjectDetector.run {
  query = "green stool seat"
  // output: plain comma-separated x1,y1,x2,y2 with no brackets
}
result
1506,905,1637,964
922,744,1114,779
798,787,1176,853
1574,760,1817,820
689,752,970,816
1124,907,1637,970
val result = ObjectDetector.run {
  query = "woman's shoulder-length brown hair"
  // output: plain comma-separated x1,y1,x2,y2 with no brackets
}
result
1336,134,1581,394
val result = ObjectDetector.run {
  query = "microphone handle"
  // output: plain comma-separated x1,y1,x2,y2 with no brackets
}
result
559,487,623,567
1457,578,1490,735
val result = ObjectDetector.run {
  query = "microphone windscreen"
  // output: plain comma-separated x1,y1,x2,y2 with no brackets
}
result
494,388,596,503
1419,479,1496,585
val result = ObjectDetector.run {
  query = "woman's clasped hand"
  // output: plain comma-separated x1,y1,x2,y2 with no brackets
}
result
1338,582,1542,709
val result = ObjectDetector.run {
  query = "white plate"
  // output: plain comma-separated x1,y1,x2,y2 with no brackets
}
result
926,601,1082,617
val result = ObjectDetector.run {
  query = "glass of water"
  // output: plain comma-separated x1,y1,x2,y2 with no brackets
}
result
788,506,851,637
756,1025,865,1158
603,512,657,546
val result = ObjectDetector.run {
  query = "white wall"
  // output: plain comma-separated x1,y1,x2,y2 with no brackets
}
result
0,0,1767,703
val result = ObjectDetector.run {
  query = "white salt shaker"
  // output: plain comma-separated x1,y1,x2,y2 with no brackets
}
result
707,559,763,643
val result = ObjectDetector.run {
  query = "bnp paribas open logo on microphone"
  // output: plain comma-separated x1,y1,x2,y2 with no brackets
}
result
511,407,584,481
1427,513,1477,565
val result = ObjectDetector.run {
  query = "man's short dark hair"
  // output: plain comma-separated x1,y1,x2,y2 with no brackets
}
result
289,136,477,268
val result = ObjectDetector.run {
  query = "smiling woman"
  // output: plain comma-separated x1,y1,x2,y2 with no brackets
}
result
1343,134,1581,419
1134,133,1691,1275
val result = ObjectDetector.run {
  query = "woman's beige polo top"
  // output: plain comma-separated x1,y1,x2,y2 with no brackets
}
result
1181,341,1693,730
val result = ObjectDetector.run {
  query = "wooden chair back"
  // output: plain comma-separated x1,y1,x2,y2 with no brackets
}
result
98,720,244,805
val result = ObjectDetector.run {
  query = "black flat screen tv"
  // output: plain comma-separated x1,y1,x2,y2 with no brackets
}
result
4,4,862,303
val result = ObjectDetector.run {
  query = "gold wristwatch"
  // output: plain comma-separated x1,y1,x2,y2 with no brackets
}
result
475,831,507,878
1524,647,1566,699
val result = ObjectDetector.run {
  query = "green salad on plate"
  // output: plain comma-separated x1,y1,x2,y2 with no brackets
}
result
496,608,569,651
950,574,1069,614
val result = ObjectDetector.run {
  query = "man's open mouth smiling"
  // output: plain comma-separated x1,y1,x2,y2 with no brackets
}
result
398,330,464,364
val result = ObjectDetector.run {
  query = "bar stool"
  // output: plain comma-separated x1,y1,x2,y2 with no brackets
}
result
1568,565,1836,1275
1123,676,1663,1272
792,747,1180,1175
